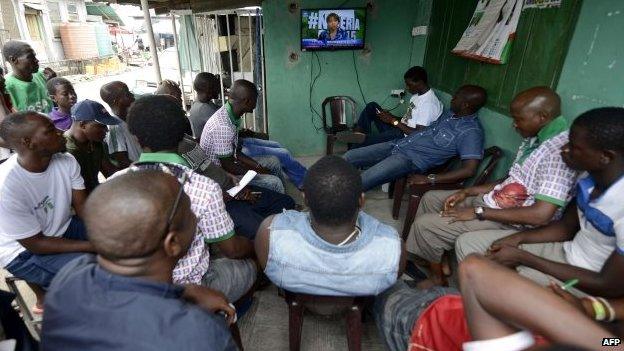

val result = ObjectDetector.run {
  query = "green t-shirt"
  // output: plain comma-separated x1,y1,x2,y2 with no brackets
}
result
65,133,106,193
5,70,53,113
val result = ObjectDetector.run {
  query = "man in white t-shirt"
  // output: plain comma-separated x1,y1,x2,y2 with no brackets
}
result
0,112,94,305
342,66,443,148
457,108,624,297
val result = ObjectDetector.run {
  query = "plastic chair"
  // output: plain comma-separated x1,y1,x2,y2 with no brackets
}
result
321,96,357,155
283,290,372,351
394,146,503,240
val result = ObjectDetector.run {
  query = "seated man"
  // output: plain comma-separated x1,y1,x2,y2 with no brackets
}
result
407,87,578,287
344,85,487,192
0,112,93,309
100,81,140,168
41,170,238,351
123,95,258,302
256,155,406,296
196,77,306,190
177,133,296,240
199,79,287,194
374,254,613,351
47,77,77,131
2,40,55,113
456,108,624,292
345,66,443,148
189,72,221,138
65,100,120,193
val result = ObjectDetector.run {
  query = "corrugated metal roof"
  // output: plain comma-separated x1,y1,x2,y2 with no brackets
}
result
86,2,126,26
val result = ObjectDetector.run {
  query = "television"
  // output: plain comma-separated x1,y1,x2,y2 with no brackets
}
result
300,8,367,51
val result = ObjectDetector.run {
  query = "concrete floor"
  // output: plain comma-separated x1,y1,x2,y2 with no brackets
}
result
1,155,411,350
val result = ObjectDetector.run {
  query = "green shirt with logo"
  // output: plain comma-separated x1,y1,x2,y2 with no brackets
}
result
5,70,53,113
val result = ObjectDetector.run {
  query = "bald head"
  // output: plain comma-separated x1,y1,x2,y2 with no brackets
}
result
0,111,46,147
100,81,127,105
84,170,183,261
451,85,487,115
511,86,561,120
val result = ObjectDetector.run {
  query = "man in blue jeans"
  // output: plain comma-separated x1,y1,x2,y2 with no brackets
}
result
0,111,92,312
343,66,443,148
343,85,487,191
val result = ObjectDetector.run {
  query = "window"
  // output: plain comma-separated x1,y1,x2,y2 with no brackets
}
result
48,1,62,39
67,1,79,21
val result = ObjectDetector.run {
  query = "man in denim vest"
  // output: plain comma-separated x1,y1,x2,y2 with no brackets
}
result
255,156,406,296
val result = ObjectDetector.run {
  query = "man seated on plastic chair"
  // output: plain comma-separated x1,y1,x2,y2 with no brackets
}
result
255,155,406,296
343,85,487,192
197,77,308,190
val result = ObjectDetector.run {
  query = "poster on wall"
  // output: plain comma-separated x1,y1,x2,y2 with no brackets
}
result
523,0,561,9
452,0,524,65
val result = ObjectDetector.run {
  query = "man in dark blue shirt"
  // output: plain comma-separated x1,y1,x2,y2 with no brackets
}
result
343,85,487,191
41,170,238,351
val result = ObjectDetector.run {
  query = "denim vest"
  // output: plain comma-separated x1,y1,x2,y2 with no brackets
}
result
265,210,401,296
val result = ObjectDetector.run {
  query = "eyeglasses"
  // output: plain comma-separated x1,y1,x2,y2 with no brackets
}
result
128,160,206,257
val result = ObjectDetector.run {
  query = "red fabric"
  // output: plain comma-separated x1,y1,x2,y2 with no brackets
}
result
408,295,549,351
408,295,469,351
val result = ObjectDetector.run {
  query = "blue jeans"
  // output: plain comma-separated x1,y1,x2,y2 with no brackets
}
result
225,185,295,239
5,216,88,289
373,281,457,351
343,141,421,191
249,155,286,194
354,102,404,148
242,138,307,189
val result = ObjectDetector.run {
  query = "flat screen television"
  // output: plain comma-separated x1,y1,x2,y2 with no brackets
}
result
300,8,367,51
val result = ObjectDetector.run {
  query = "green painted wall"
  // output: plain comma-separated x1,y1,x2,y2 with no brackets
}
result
262,0,433,156
263,0,624,178
435,0,624,179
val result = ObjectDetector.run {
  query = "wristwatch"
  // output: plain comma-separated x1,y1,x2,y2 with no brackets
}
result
474,206,485,221
427,174,436,185
392,120,399,126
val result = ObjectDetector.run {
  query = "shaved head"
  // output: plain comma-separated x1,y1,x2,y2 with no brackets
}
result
84,170,184,260
100,81,127,105
451,85,487,115
229,79,257,102
0,111,46,147
510,86,562,138
511,86,561,120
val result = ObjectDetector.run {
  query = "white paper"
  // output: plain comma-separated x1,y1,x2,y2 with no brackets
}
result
227,170,257,197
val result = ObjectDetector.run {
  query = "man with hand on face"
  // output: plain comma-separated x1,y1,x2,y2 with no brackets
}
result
0,111,92,312
41,170,238,351
406,86,579,287
100,81,140,168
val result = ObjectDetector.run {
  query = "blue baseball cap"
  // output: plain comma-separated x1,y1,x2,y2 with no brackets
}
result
71,99,121,126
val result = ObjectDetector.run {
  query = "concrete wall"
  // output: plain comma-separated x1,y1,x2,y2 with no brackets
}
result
262,0,432,156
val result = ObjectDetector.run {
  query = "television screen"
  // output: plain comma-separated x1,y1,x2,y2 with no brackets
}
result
301,8,367,51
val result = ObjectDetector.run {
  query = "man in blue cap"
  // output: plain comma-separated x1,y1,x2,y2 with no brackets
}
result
65,99,120,193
